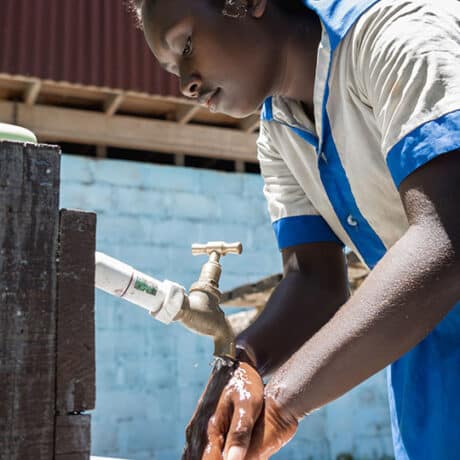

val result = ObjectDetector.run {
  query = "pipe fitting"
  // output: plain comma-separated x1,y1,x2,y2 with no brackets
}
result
177,290,236,359
95,252,185,324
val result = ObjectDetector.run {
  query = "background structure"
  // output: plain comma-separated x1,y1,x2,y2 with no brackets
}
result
0,1,394,457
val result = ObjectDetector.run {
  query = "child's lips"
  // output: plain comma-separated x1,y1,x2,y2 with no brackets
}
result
199,88,220,109
206,88,221,112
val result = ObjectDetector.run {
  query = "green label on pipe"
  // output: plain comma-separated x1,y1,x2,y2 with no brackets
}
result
134,278,158,296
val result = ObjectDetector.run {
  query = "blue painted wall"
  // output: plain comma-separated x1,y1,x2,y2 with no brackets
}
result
60,154,394,460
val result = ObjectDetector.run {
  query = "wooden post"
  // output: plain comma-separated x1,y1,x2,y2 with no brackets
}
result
0,142,96,460
0,141,61,459
55,210,96,460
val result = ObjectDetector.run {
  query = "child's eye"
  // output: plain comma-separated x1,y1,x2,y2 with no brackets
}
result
183,36,193,57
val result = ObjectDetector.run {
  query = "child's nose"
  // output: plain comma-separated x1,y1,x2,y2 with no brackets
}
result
180,74,202,98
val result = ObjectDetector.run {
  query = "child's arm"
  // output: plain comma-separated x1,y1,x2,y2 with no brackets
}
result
218,150,460,460
236,240,349,377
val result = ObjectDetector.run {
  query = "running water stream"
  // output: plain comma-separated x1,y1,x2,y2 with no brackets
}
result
182,357,237,459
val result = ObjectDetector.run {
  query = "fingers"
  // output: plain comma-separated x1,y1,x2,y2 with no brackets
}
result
183,363,237,459
222,363,265,460
203,396,232,460
223,404,260,460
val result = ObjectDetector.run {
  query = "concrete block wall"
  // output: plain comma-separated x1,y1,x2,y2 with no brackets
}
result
60,154,393,460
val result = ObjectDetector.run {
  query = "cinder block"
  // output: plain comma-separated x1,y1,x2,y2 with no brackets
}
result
114,187,168,217
96,215,153,243
61,154,94,184
92,158,150,187
199,222,251,244
151,219,201,247
247,223,277,250
60,183,115,212
144,359,178,388
242,174,265,198
94,291,120,331
145,164,201,193
115,244,171,273
96,390,150,419
215,196,268,224
171,192,217,220
199,169,244,196
167,248,201,274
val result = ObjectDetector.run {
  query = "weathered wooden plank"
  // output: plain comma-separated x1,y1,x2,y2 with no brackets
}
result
0,101,258,162
54,415,91,459
0,141,61,460
56,210,96,414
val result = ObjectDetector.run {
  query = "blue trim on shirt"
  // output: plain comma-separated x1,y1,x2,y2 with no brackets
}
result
261,97,273,121
303,0,381,51
273,215,343,250
319,118,387,268
316,70,387,268
290,126,319,150
386,110,460,188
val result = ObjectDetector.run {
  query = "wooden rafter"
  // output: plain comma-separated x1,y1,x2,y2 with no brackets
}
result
0,101,258,162
24,79,41,105
0,73,264,163
176,104,201,124
103,92,124,116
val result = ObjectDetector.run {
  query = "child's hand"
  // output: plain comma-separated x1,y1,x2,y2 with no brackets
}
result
202,362,298,460
202,362,264,459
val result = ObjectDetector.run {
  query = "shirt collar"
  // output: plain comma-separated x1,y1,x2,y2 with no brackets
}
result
302,0,381,51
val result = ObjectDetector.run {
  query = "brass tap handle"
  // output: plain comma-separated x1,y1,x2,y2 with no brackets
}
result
192,241,243,258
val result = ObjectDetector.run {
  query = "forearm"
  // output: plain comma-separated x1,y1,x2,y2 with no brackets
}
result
267,223,460,419
236,244,349,377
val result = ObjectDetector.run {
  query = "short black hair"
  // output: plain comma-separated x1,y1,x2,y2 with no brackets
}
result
127,0,151,28
128,0,313,29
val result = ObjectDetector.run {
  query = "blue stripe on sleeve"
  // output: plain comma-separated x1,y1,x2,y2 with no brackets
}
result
261,97,273,121
272,215,343,250
386,110,460,188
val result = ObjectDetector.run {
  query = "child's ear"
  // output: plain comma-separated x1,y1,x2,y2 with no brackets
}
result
251,0,268,18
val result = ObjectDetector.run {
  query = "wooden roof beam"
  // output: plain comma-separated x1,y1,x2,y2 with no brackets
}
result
24,79,42,105
104,92,124,116
0,101,258,162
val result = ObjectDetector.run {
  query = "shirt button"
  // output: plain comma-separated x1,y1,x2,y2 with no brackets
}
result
347,215,358,227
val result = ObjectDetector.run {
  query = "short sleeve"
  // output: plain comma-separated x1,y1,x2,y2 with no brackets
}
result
357,1,460,187
257,117,342,250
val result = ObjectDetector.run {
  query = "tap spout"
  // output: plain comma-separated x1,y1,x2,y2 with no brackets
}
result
177,290,236,359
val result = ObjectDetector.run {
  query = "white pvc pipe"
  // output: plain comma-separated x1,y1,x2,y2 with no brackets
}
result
95,252,186,324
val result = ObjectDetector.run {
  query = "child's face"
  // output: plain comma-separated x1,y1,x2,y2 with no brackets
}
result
143,0,278,118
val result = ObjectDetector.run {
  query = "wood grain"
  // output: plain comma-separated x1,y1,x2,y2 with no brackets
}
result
56,210,96,414
0,141,60,460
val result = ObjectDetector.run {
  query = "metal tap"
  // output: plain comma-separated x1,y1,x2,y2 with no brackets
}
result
95,242,242,359
175,242,242,359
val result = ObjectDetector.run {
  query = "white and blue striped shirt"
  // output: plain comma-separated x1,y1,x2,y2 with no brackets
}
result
259,0,460,268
